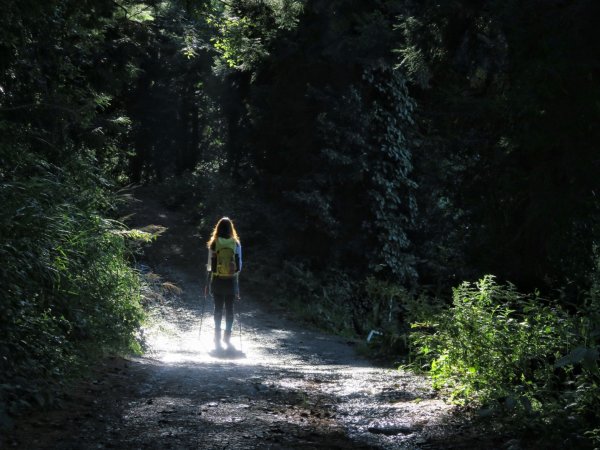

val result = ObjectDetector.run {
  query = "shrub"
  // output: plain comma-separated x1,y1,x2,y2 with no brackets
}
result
0,154,144,426
411,275,600,443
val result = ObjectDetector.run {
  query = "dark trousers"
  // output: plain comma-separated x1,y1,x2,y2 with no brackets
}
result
212,278,235,332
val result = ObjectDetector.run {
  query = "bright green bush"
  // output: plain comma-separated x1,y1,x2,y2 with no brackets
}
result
0,153,144,425
411,275,600,441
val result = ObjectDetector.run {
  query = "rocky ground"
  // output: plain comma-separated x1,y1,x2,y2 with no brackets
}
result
6,187,510,449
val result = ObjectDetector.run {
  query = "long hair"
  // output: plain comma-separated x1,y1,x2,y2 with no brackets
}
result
207,217,240,248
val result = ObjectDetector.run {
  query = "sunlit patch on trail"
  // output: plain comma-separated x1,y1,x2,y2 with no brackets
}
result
142,306,291,366
147,306,354,372
143,311,244,364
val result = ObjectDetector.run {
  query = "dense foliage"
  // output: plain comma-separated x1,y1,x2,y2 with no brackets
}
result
399,0,600,292
2,0,599,444
238,1,418,281
411,276,600,446
0,0,146,424
0,155,143,421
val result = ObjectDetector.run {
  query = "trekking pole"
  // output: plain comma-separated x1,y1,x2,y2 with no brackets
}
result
199,271,208,338
236,308,242,351
236,275,243,351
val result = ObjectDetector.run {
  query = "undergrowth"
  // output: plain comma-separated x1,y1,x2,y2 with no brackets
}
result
0,152,146,428
410,274,600,448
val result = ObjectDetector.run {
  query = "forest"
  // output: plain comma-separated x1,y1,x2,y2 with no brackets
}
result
1,0,599,447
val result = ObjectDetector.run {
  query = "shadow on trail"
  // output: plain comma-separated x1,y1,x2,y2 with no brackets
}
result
208,347,246,359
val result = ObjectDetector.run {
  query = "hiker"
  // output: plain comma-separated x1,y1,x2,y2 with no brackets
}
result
206,217,242,349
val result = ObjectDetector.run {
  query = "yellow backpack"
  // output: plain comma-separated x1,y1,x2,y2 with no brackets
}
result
214,237,237,278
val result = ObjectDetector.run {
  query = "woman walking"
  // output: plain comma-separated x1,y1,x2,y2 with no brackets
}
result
206,217,242,349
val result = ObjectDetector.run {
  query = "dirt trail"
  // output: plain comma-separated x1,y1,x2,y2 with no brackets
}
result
8,187,477,450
